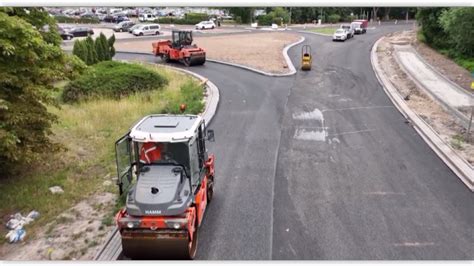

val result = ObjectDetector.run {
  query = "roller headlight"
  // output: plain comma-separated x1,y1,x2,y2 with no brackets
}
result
127,222,134,228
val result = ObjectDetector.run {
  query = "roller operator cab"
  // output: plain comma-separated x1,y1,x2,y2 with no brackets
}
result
114,114,215,259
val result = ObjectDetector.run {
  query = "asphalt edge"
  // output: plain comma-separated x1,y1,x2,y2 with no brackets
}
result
371,36,474,192
93,61,220,261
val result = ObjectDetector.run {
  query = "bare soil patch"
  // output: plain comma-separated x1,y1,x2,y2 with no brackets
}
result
0,193,117,260
114,32,301,74
376,30,473,164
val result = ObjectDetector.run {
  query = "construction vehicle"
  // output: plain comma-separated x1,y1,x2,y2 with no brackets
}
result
301,45,312,71
152,30,206,66
114,114,215,259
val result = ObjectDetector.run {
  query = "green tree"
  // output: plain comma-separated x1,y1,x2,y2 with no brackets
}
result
98,33,110,60
95,36,105,61
108,34,116,59
73,39,87,63
0,11,85,174
0,7,62,46
84,36,98,65
416,8,449,49
439,7,474,57
227,8,254,23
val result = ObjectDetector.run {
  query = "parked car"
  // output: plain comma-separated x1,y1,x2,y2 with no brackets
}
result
128,24,142,33
80,12,96,19
69,27,94,37
352,19,368,34
332,29,348,42
114,21,136,32
103,15,116,23
195,20,215,30
116,15,130,23
138,13,157,22
340,24,354,39
58,28,74,40
132,24,161,36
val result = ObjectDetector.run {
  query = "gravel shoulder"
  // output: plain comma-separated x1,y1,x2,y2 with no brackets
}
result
376,30,473,164
114,32,301,74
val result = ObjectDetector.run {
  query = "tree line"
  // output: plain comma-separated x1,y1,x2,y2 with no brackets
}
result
226,7,418,24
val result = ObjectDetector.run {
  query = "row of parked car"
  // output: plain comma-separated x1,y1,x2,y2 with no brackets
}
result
113,22,161,36
332,20,368,42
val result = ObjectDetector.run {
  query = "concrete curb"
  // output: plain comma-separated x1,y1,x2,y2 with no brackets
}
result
206,36,305,77
392,46,470,129
371,37,474,192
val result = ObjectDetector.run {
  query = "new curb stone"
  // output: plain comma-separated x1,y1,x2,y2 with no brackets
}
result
371,37,474,192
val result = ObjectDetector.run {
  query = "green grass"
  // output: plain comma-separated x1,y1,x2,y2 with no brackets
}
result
0,64,205,241
309,27,338,35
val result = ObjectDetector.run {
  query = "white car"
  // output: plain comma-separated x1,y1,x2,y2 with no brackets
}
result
333,29,348,42
195,21,215,30
139,13,157,22
132,24,161,36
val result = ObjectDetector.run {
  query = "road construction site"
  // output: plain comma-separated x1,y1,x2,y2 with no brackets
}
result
94,22,473,260
4,21,472,260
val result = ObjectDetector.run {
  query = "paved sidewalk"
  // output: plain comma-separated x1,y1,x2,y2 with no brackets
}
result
393,45,473,126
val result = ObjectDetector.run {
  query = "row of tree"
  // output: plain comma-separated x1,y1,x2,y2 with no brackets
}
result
417,8,474,60
72,34,116,65
226,7,418,24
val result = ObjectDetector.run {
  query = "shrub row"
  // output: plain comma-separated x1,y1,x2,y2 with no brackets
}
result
54,15,100,24
155,13,209,25
62,61,168,103
72,34,115,66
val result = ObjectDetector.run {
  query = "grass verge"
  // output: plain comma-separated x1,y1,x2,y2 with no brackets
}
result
309,27,337,35
0,63,205,244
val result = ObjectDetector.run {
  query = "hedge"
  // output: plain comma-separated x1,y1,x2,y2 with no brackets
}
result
62,61,168,102
54,15,100,24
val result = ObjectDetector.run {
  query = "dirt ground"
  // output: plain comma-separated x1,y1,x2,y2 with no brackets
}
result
377,30,473,164
0,192,117,260
114,32,301,74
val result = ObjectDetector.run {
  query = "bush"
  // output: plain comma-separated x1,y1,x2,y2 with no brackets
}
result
72,33,114,65
439,7,474,58
62,61,168,102
185,12,208,21
54,15,99,24
416,8,450,49
163,80,204,114
156,16,208,25
327,14,341,23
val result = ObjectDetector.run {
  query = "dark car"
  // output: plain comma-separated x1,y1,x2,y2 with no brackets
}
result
103,15,116,23
57,26,74,40
116,15,130,23
113,21,135,32
69,27,94,37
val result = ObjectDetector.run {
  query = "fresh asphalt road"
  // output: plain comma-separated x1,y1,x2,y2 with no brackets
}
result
114,23,473,260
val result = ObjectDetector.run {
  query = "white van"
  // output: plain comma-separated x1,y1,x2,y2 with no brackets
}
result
132,24,161,36
139,13,157,22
